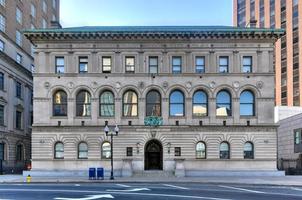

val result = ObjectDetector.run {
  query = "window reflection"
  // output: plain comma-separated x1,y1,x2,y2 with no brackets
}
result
216,90,231,116
102,142,111,159
193,91,208,116
53,90,67,116
146,90,161,116
240,90,255,116
76,90,91,116
170,90,184,116
100,91,114,117
123,90,138,117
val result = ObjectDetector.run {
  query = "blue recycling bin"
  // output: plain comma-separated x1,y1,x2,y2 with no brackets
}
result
89,168,96,180
97,168,104,180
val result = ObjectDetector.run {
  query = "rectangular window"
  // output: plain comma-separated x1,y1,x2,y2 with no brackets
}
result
195,56,205,73
16,53,22,64
0,105,4,126
55,57,64,74
175,147,181,156
0,14,5,32
0,72,3,90
125,56,135,73
295,129,301,144
42,18,47,28
243,56,252,73
15,110,22,129
16,81,22,98
16,144,23,161
172,56,182,74
16,30,22,46
0,39,4,51
31,4,36,18
219,56,229,73
0,143,4,160
149,56,158,74
16,8,22,24
43,1,47,13
102,57,112,73
0,0,5,7
126,147,133,157
79,56,88,73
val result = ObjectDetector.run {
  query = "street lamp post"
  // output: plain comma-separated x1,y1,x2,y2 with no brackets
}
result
104,124,119,180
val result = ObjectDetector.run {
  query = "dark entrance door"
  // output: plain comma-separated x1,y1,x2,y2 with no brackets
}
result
145,140,163,170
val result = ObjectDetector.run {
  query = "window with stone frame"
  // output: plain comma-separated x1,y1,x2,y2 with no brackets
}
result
146,90,161,116
102,57,112,73
0,105,4,126
102,142,111,159
99,91,114,117
219,142,230,159
196,142,206,159
15,110,22,130
219,56,229,73
195,56,205,73
76,90,91,117
53,90,67,116
125,56,135,73
123,90,138,117
243,142,254,159
0,72,4,90
0,142,4,160
78,142,88,159
54,142,64,159
0,14,5,32
242,56,252,73
16,81,22,98
149,56,158,74
16,144,23,161
79,56,88,73
172,56,182,74
55,57,64,74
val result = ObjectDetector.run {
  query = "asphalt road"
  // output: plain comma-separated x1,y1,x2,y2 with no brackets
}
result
1,182,302,200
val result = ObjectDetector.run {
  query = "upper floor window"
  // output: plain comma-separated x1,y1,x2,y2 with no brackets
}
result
0,0,5,7
102,57,111,73
0,105,4,126
196,142,206,159
219,56,229,73
16,144,23,161
43,0,47,13
244,142,254,159
193,90,208,116
123,90,138,117
0,14,5,32
242,56,252,73
16,8,22,24
240,90,255,116
31,3,36,18
220,142,230,159
15,110,22,129
78,142,88,159
53,90,67,116
99,91,114,117
76,90,91,117
54,142,64,159
169,90,184,116
196,56,205,73
0,142,4,160
16,53,22,64
149,57,158,74
79,57,88,73
0,40,4,51
216,90,232,116
102,141,111,159
16,81,22,98
146,90,161,116
42,18,47,28
0,72,3,90
172,56,182,74
55,57,64,74
125,57,135,73
16,31,22,46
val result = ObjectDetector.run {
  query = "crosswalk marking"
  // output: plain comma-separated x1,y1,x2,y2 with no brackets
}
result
162,184,189,190
115,184,131,188
219,185,265,194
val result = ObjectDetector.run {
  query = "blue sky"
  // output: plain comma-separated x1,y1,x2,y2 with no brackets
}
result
60,0,233,27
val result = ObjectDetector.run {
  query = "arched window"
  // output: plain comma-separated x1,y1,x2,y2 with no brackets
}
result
220,142,230,159
123,90,138,117
16,144,23,161
78,142,88,159
54,142,64,159
53,90,67,116
244,142,254,159
170,90,185,116
196,142,206,159
100,91,115,117
193,91,208,116
216,90,232,116
146,90,161,116
76,90,91,116
240,90,255,116
102,142,111,159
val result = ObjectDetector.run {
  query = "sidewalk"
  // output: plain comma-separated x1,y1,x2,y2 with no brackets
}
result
1,175,302,186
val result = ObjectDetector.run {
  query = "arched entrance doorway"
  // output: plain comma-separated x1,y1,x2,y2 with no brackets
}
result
144,140,163,170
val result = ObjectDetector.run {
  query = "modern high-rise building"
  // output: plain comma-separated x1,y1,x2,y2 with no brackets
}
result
233,0,301,106
0,0,60,174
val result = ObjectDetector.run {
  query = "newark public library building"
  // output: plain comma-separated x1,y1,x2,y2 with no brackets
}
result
24,26,284,176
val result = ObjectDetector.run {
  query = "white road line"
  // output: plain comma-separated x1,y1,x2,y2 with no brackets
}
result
75,184,81,187
162,184,189,190
115,184,131,188
291,187,302,192
219,185,265,194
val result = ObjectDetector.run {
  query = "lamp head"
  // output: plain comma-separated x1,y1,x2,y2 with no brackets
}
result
104,125,109,135
114,125,119,135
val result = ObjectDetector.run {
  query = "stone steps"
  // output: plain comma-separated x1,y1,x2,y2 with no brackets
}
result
133,170,175,177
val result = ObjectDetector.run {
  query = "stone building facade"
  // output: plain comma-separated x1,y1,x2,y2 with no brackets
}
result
25,26,283,176
0,0,60,173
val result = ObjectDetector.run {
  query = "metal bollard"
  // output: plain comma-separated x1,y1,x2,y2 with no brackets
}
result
26,175,31,183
